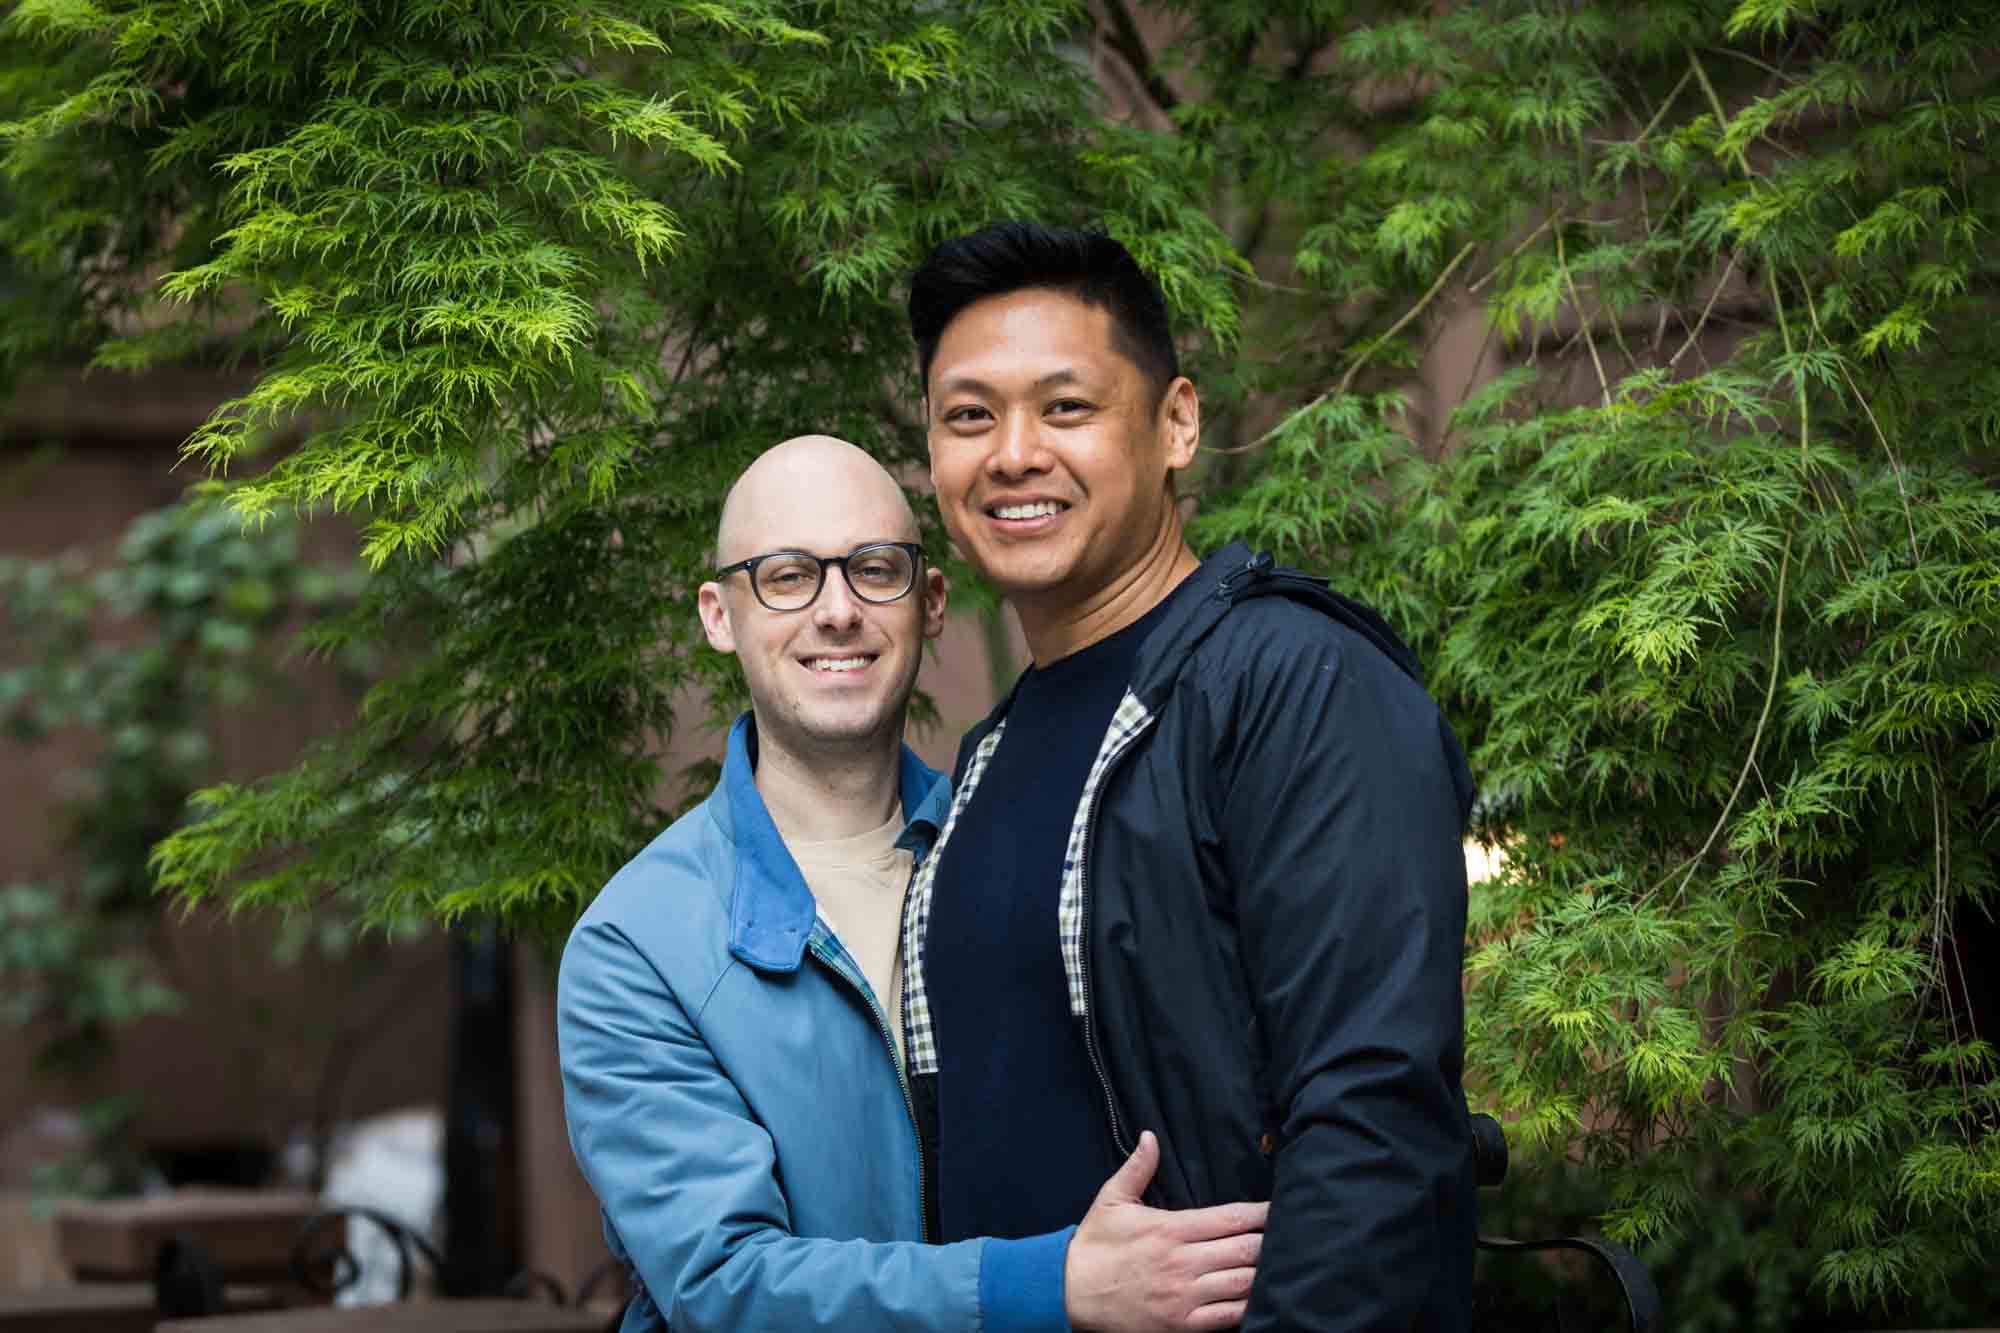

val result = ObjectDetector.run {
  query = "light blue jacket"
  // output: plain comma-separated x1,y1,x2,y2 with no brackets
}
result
558,714,1073,1332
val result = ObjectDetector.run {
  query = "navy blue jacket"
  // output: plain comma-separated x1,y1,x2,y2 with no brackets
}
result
905,543,1478,1332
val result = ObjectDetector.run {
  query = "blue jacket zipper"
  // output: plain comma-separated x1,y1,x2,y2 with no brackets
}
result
806,935,928,1244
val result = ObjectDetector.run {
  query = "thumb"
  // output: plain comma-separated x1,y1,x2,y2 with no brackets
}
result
1097,1130,1159,1205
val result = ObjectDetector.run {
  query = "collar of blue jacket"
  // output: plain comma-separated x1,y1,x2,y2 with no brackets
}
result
716,711,951,975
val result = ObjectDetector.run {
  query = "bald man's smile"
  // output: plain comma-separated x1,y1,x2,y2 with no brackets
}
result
800,653,877,674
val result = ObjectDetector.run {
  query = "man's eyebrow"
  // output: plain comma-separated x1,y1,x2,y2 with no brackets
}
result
931,372,995,397
735,541,911,559
932,367,1086,397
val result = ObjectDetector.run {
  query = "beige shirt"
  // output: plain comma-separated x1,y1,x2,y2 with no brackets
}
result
791,807,914,1065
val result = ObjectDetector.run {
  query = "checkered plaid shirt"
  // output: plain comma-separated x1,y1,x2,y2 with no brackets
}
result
900,690,1158,1077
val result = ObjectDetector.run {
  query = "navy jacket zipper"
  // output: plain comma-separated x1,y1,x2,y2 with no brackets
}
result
1075,715,1156,1159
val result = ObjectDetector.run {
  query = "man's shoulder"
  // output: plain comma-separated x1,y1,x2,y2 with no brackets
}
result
1165,586,1450,754
1170,582,1474,819
1188,590,1389,686
1161,547,1425,688
564,794,735,986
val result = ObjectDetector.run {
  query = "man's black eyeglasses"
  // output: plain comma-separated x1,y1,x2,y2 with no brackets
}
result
714,541,925,613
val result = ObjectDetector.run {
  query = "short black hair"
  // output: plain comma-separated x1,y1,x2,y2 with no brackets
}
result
908,221,1179,403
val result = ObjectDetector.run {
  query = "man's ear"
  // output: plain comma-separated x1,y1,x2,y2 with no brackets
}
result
920,566,948,640
697,581,737,654
1159,376,1200,474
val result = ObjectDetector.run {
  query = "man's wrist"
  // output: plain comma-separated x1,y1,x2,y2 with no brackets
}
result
979,1226,1075,1333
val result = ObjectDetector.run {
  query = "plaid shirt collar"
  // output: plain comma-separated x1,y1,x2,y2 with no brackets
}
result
899,690,1158,1076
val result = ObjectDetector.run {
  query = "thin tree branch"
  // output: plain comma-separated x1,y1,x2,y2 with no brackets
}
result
1690,49,1731,130
306,956,442,1191
1210,241,1477,456
1668,250,1741,368
1232,30,1336,263
1702,44,1800,84
1646,529,1793,906
1555,224,1612,408
1230,269,1321,297
1604,287,1642,373
1770,272,1870,573
1098,0,1179,113
1628,66,1694,154
1434,316,1501,462
1769,267,1809,460
1791,262,1922,563
1468,217,1553,293
1467,72,1688,306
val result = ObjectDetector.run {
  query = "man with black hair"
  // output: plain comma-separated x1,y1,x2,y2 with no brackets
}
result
904,222,1479,1332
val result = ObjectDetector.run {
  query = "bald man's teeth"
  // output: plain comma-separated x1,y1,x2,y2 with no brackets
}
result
806,657,869,673
993,501,1065,519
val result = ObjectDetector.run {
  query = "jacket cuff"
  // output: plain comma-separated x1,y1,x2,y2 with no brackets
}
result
977,1226,1075,1333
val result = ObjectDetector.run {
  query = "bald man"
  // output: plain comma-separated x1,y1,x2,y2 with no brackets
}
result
558,437,1266,1333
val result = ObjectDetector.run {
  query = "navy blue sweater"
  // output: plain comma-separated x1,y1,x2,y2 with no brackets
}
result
925,593,1179,1241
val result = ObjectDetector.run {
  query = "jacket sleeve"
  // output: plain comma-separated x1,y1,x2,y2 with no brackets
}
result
557,918,1073,1333
1210,619,1476,1332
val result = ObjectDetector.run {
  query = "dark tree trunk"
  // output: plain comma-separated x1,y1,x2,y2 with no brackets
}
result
440,928,519,1297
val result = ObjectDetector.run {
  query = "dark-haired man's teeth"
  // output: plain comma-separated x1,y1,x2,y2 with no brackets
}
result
994,501,1064,519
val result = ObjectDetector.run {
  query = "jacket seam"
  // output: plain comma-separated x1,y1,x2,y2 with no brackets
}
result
692,957,740,1023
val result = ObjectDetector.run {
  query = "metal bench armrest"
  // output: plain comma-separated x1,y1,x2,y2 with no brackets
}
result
1477,1232,1664,1333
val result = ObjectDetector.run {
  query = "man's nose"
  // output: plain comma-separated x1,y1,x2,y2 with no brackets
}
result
985,410,1052,479
813,566,865,632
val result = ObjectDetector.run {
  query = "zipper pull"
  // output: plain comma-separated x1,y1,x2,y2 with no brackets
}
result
1216,551,1274,600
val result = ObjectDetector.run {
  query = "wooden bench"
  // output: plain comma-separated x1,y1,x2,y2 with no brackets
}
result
54,1189,325,1285
156,1299,606,1332
0,1282,158,1333
0,1281,277,1333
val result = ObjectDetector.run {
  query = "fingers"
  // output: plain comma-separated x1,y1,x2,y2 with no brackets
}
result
1192,1264,1255,1305
1184,1299,1249,1331
1178,1231,1262,1280
1096,1129,1160,1205
1161,1197,1269,1242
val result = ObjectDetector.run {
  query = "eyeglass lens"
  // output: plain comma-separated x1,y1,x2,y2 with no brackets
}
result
754,545,915,610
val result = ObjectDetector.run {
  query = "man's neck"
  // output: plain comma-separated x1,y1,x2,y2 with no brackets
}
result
1016,513,1201,665
751,722,904,843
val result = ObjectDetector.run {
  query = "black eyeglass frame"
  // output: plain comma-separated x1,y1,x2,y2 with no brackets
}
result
713,541,926,613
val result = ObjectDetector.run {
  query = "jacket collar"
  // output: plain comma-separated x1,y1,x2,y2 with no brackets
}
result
1127,541,1425,701
714,712,949,974
955,543,1257,762
952,542,1426,777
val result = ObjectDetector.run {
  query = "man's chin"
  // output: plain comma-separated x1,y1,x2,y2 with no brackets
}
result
781,703,900,752
966,555,1076,600
949,529,1077,589
987,574,1082,615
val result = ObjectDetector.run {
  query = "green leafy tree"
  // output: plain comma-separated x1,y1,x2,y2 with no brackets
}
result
2,0,1237,933
1166,0,2000,1309
3,0,1996,1312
